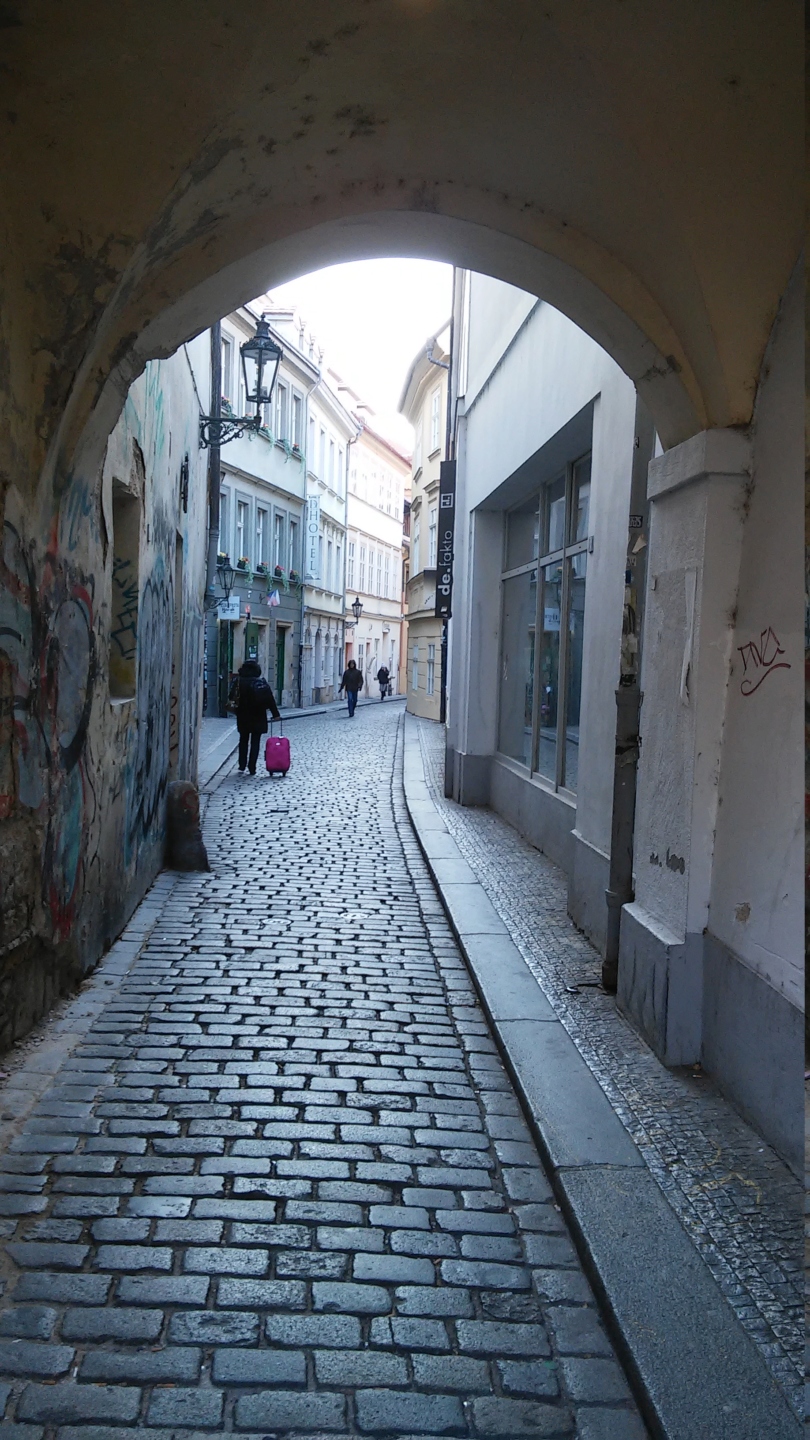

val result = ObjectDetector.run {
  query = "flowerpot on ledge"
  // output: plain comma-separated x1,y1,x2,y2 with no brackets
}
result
236,558,250,572
255,563,269,576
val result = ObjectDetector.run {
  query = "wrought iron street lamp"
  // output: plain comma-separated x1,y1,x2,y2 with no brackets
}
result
345,596,363,631
204,557,236,611
200,314,283,448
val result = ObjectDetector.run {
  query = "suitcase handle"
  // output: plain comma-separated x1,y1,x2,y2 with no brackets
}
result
270,716,283,735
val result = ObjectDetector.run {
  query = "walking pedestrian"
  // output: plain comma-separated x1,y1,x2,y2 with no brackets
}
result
339,659,364,718
376,664,390,700
227,660,281,774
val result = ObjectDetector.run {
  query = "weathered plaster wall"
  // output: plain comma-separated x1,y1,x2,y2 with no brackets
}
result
0,337,207,1048
708,265,803,1010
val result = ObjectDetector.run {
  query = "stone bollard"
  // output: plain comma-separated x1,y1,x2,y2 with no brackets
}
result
166,781,210,871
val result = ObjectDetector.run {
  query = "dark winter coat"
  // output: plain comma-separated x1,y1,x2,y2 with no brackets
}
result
340,666,364,694
229,661,280,734
376,667,390,685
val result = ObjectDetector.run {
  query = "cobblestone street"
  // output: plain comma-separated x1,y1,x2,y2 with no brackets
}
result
0,703,647,1439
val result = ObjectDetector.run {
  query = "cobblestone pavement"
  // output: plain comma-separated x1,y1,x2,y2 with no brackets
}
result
415,719,803,1417
0,703,648,1439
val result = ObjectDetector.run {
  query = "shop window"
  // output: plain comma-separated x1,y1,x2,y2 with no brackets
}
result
236,499,249,567
220,488,230,559
292,393,303,448
110,481,141,699
221,334,233,405
430,386,441,453
497,454,591,792
276,383,288,440
428,507,437,568
257,508,268,565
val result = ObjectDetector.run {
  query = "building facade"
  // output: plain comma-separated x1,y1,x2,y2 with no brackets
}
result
299,379,356,706
399,326,450,720
343,415,409,695
446,268,803,1170
206,306,316,714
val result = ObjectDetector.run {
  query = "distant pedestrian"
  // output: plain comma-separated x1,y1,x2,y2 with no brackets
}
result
227,660,281,775
376,665,390,700
339,659,364,718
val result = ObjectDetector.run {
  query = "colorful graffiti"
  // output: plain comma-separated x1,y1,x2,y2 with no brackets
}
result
0,514,98,940
125,554,173,862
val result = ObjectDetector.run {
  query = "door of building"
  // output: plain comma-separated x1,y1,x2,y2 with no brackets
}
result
244,620,259,663
276,627,286,698
217,621,234,717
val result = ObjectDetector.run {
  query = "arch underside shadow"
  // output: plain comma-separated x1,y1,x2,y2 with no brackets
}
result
70,204,705,486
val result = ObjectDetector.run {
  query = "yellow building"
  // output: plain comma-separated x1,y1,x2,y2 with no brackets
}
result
398,326,450,721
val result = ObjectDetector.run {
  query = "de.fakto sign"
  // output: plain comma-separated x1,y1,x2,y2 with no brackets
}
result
434,459,456,619
305,494,320,581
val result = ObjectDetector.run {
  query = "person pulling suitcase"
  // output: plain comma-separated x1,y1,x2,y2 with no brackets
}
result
227,660,281,776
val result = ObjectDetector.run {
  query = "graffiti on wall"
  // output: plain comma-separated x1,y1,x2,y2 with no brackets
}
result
125,552,173,863
737,627,791,696
0,514,99,940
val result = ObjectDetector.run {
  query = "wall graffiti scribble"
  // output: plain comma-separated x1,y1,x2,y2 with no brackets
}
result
125,555,173,861
737,627,790,696
0,516,98,938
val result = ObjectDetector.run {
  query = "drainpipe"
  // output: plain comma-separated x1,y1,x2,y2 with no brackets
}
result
205,321,222,715
602,397,656,991
437,281,455,728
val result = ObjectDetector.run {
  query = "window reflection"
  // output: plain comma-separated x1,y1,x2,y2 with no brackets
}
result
536,562,562,782
565,554,587,791
499,454,591,793
498,570,536,766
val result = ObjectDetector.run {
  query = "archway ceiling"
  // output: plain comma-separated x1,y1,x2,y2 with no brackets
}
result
0,0,801,479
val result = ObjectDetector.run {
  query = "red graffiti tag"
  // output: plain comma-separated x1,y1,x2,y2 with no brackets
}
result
737,627,790,696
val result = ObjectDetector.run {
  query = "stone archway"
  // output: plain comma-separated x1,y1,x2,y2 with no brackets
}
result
0,0,801,497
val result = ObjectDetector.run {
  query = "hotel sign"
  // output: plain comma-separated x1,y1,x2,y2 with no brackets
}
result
435,460,456,619
305,494,320,581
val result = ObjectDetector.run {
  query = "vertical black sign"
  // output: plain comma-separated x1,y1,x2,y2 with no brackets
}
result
435,459,456,619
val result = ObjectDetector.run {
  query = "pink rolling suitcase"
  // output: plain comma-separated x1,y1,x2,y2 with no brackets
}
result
264,720,291,777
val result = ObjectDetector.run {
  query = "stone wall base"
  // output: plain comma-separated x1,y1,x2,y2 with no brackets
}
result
618,903,802,1172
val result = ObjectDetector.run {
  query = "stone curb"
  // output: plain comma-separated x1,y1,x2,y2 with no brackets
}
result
401,714,800,1440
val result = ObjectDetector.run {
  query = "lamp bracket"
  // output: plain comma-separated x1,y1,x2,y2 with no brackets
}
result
200,414,261,450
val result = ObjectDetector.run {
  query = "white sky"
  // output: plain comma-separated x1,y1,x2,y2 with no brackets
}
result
269,259,453,452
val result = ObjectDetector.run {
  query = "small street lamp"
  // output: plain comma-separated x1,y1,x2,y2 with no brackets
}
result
200,314,283,449
217,558,236,600
345,596,363,631
204,557,236,611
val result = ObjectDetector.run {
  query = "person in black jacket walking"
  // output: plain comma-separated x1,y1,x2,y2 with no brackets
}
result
228,660,281,775
338,659,363,718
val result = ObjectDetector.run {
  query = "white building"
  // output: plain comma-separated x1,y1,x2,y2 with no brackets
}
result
340,406,409,695
446,267,803,1171
207,305,316,712
399,325,450,720
299,378,356,705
